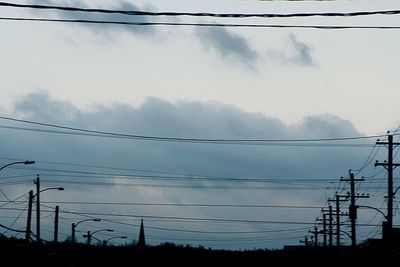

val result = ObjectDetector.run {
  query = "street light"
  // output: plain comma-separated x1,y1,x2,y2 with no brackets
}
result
25,179,64,243
36,178,64,243
83,229,114,245
102,236,128,246
71,218,101,244
0,160,35,172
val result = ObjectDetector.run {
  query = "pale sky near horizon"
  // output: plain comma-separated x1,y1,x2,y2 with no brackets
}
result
0,0,400,250
0,0,400,134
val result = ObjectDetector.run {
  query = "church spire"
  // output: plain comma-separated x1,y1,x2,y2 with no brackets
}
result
138,219,146,247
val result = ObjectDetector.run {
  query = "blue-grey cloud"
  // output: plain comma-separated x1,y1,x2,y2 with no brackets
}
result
196,27,259,69
266,33,315,66
29,0,156,37
0,92,381,249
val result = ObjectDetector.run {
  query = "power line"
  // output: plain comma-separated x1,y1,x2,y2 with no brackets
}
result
0,115,386,144
51,206,391,228
1,1,399,18
1,17,400,30
0,125,375,147
12,165,339,183
38,200,323,209
41,179,329,191
58,208,317,225
0,223,26,233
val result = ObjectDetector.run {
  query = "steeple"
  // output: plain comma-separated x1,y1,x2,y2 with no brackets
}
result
138,219,146,247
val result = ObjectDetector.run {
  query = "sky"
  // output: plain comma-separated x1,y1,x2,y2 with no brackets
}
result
0,0,400,250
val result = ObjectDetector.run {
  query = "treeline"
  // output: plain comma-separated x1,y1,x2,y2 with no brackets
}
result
0,236,398,267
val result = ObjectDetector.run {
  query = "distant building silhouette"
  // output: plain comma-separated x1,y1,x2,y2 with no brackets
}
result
138,219,146,247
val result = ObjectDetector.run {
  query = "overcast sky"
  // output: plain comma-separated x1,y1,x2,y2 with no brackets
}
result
0,0,399,250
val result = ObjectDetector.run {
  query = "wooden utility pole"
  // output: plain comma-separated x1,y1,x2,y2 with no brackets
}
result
54,205,59,243
34,175,41,243
341,172,368,248
25,190,34,242
375,134,400,237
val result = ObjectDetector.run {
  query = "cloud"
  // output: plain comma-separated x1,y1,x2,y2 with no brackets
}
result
28,0,157,37
266,33,315,66
195,27,259,69
0,92,379,249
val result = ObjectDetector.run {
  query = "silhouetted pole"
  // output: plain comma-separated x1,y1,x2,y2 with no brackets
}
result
336,195,340,248
54,205,59,243
25,190,33,242
314,227,318,247
86,231,91,245
71,223,76,244
309,227,319,247
323,214,327,247
340,172,368,249
328,205,333,247
349,172,356,248
376,134,400,237
34,175,40,243
87,230,91,245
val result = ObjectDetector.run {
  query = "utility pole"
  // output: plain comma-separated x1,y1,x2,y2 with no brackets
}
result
316,215,328,247
375,134,400,238
329,205,333,247
341,172,368,248
25,190,34,242
321,206,335,248
54,205,59,243
309,227,319,247
86,231,91,245
328,194,348,248
335,196,340,248
71,223,76,244
34,175,40,243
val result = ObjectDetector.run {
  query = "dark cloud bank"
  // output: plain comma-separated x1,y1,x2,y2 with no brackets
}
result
0,92,373,249
5,92,364,179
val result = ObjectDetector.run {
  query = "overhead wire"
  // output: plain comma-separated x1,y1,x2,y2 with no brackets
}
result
39,200,322,209
0,115,385,145
1,2,400,18
2,204,28,235
47,205,312,235
1,17,400,30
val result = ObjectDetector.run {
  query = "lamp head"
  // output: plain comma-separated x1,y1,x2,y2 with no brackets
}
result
24,160,35,165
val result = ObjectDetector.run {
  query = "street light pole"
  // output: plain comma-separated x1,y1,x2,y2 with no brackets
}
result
26,179,64,244
54,205,59,243
71,218,101,244
25,190,34,242
35,175,40,243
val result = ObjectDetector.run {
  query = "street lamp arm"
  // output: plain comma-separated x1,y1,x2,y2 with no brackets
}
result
32,187,64,198
357,205,387,219
0,160,35,171
394,186,400,196
75,218,101,228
